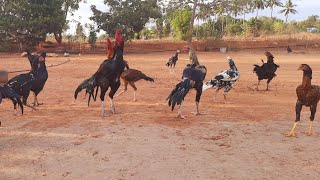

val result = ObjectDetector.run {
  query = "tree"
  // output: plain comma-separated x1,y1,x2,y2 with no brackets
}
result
279,0,297,22
266,0,283,18
170,7,192,40
52,0,86,45
90,0,161,39
88,25,97,49
253,0,265,18
0,0,66,48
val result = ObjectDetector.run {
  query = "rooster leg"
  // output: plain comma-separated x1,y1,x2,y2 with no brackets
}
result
307,121,315,136
109,81,120,114
14,102,19,116
101,101,105,117
213,89,219,102
287,101,303,137
287,122,298,137
176,104,186,119
25,102,37,111
192,102,206,115
129,82,137,102
115,82,128,98
110,98,115,114
307,105,317,136
255,80,261,91
192,82,205,115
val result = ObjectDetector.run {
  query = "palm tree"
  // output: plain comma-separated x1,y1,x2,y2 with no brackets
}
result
266,0,283,18
253,0,265,18
279,0,298,22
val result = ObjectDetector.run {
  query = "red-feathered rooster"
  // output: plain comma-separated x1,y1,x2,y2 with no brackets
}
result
287,64,320,137
74,30,129,117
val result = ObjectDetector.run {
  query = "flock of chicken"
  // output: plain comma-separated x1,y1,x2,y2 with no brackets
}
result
0,30,318,137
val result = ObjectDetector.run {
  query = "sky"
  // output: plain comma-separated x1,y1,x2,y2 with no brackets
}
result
66,0,320,36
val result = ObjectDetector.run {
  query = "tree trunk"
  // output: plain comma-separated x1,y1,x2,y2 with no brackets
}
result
54,32,62,46
286,15,288,23
256,8,259,18
188,0,198,43
271,7,273,18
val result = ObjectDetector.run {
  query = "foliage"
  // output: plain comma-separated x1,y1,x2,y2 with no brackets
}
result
90,0,161,40
244,17,262,37
279,0,297,22
170,7,192,40
88,25,97,49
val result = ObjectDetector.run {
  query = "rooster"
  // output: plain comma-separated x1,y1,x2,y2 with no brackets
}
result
74,30,128,117
0,84,24,116
166,50,180,74
287,64,320,137
26,49,37,67
253,51,279,90
116,69,154,102
184,45,200,66
167,45,206,119
287,46,293,54
6,70,36,111
29,52,48,106
203,57,240,103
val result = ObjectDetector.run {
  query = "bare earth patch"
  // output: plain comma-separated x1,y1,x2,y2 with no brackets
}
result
1,50,320,179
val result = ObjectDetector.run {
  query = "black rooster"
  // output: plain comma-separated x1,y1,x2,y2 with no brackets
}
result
167,64,207,119
0,84,24,116
253,51,279,90
6,71,36,111
166,50,180,74
26,49,37,67
287,46,293,54
74,30,128,117
29,52,48,106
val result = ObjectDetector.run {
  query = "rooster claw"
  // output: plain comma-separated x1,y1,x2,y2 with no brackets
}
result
176,114,187,119
305,131,315,136
191,112,206,115
286,131,297,137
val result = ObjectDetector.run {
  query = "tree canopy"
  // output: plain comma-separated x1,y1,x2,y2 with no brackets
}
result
90,0,161,39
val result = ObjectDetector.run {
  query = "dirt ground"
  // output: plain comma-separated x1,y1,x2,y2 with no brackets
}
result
1,49,320,179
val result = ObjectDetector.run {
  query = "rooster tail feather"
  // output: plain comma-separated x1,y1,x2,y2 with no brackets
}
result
166,78,193,111
202,80,214,91
142,74,154,82
74,75,96,100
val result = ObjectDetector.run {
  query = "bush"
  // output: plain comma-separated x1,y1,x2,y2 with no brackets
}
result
226,24,243,35
244,18,262,37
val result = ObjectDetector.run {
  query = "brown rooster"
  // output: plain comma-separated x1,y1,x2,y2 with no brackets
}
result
115,69,154,102
287,64,320,137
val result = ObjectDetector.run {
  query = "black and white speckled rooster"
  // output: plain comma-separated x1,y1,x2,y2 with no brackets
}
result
202,57,240,103
166,50,180,74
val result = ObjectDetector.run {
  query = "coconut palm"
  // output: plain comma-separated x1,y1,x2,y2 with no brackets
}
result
279,0,298,22
253,0,265,18
266,0,283,18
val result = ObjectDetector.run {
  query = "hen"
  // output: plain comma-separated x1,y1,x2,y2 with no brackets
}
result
116,69,154,102
287,64,320,137
203,57,240,103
